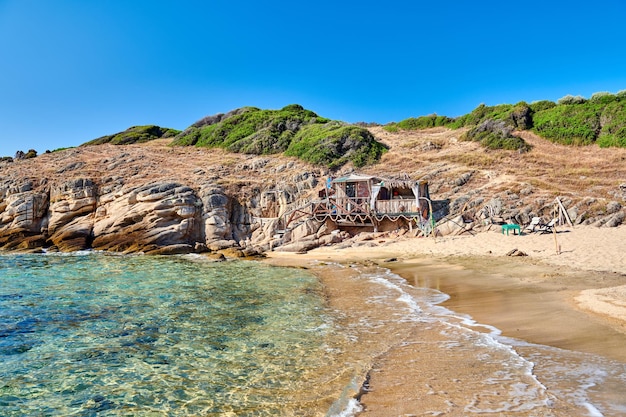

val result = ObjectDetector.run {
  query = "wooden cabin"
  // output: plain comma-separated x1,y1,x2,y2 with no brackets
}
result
327,174,430,219
283,174,436,233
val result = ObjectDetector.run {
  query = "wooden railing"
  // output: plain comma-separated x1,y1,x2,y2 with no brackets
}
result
282,197,433,228
374,198,419,214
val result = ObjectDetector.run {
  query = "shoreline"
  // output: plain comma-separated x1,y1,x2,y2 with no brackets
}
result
265,225,626,415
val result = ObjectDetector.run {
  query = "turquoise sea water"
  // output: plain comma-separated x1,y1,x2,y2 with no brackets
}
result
3,253,626,416
0,253,358,416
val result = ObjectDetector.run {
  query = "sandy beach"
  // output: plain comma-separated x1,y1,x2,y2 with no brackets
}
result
266,225,626,416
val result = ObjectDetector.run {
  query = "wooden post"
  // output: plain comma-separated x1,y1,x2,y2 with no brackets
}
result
553,224,560,255
555,197,573,227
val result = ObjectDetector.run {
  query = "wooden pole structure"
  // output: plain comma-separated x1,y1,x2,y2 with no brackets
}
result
552,205,561,254
553,223,560,254
554,197,573,227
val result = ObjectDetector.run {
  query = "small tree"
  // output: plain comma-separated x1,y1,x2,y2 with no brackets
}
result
590,91,617,105
557,94,587,105
24,149,38,159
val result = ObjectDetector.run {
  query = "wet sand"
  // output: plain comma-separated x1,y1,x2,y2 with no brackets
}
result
266,225,626,416
391,256,626,364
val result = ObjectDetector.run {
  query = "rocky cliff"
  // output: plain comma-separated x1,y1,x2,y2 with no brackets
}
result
0,143,324,255
1,126,625,256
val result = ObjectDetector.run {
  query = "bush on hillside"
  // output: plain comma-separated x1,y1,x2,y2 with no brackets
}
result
597,101,626,147
557,95,587,105
529,100,557,113
532,103,602,145
391,90,626,148
462,119,531,151
15,149,37,160
448,103,516,129
171,105,385,168
285,122,388,169
354,121,382,127
385,114,454,132
383,124,399,133
83,125,181,146
171,105,327,153
590,92,618,105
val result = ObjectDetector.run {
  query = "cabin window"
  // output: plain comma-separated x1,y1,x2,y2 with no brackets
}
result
346,183,356,198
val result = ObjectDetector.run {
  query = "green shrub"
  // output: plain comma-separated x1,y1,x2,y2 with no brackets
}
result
14,149,37,160
83,125,181,146
597,101,626,147
532,103,602,145
557,94,587,105
510,102,533,130
172,105,326,154
462,119,531,151
448,103,515,129
590,91,618,105
285,122,387,169
24,149,38,159
383,124,399,133
529,100,557,113
394,114,454,130
430,91,626,148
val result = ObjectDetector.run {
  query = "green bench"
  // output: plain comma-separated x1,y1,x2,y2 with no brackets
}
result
501,224,521,235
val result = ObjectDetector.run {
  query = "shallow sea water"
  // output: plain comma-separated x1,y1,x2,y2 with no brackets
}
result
1,253,625,416
0,253,364,416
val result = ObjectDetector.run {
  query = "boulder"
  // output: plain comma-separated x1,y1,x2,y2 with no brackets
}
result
274,238,321,253
47,179,97,249
91,182,203,252
435,215,467,236
0,192,48,232
604,211,625,228
207,239,239,251
199,185,233,244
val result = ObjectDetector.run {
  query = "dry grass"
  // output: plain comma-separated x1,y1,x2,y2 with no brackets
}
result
2,128,625,212
365,127,626,201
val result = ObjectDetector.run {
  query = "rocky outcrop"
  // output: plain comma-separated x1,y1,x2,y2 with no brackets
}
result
0,168,323,255
0,179,49,250
91,182,203,253
1,131,625,255
47,179,97,251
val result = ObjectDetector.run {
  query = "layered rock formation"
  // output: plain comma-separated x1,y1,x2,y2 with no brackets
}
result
0,144,324,255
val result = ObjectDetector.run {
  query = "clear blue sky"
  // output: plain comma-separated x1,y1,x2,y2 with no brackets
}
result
2,0,626,157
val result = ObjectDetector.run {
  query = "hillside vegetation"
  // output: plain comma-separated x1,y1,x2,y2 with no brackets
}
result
387,90,626,149
82,125,181,146
170,104,387,168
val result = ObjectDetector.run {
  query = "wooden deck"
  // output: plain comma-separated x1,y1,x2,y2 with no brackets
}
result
284,197,432,229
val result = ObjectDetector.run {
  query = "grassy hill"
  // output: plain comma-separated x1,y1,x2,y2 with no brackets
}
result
387,90,626,149
82,125,181,146
170,104,387,169
73,91,626,170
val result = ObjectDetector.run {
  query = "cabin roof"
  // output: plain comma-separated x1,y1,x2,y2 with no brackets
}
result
331,174,427,189
332,174,378,183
